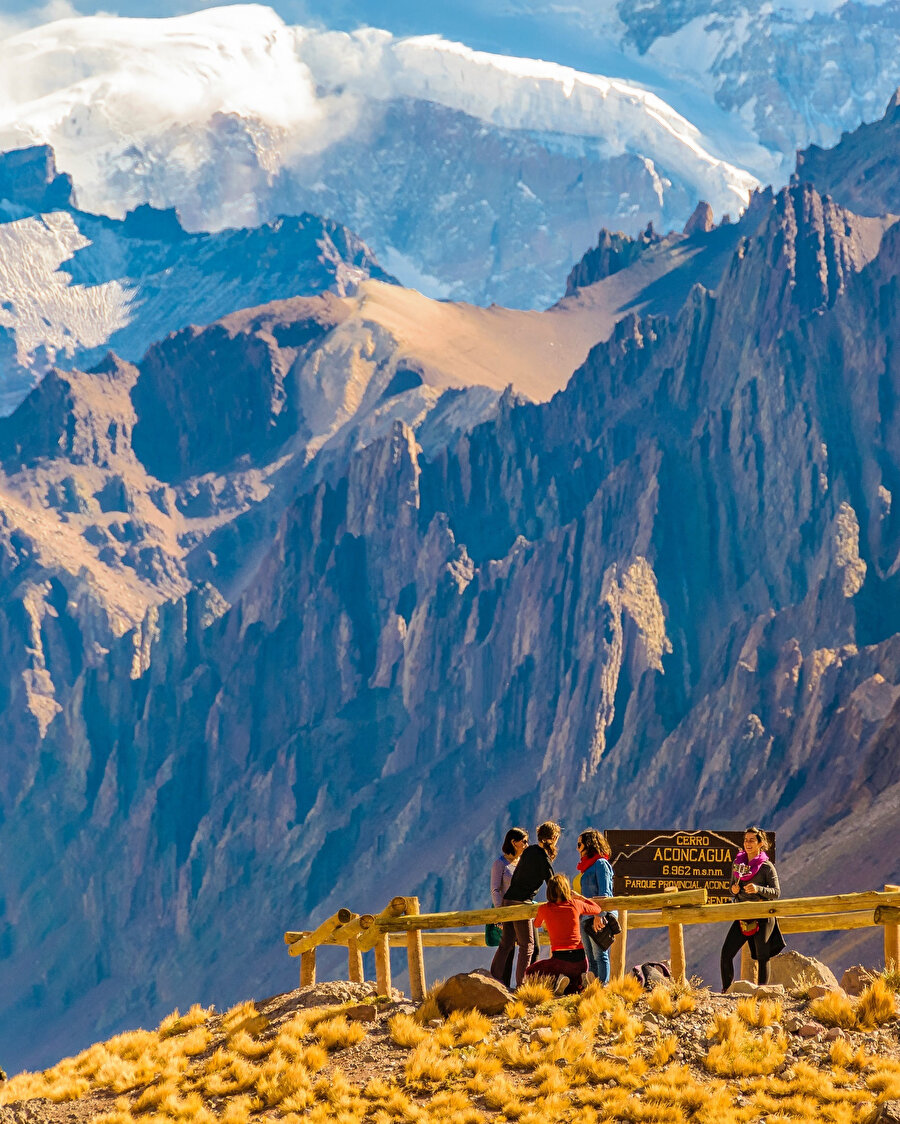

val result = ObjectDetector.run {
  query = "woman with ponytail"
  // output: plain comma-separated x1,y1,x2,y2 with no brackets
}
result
720,825,785,991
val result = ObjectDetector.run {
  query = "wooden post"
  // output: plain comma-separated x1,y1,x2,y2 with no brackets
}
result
668,921,686,985
610,910,628,980
375,933,392,995
348,937,364,983
739,945,756,984
405,897,427,1002
300,948,316,987
884,885,900,966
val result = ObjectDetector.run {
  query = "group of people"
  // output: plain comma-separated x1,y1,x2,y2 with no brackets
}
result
489,821,617,995
488,822,784,994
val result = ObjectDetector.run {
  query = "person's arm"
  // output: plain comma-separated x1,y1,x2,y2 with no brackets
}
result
574,896,603,915
750,862,780,900
490,860,505,908
597,859,614,899
534,904,548,930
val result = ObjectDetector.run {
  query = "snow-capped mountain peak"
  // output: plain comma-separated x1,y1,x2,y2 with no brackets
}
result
0,5,761,307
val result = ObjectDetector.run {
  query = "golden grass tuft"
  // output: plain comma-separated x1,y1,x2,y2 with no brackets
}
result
452,1007,494,1043
647,984,675,1018
809,989,857,1029
389,1011,430,1048
606,974,643,1003
413,978,445,1026
650,1032,680,1066
313,1014,367,1051
866,1059,900,1100
877,960,900,992
515,978,555,1007
217,1094,255,1123
404,1038,464,1087
228,1029,272,1059
221,1000,259,1031
736,996,782,1027
505,998,528,1019
855,976,897,1029
158,1003,213,1039
705,1024,787,1077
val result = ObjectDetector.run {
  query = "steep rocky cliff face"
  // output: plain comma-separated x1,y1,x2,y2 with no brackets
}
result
0,149,396,414
3,112,900,1073
796,90,900,219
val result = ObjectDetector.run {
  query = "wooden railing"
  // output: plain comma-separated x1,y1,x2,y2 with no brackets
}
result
284,884,900,995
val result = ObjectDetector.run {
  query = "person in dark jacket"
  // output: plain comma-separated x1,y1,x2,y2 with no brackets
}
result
490,820,560,988
490,827,528,987
574,828,615,983
720,825,785,991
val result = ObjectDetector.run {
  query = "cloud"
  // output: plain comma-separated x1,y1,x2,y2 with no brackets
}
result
0,0,105,43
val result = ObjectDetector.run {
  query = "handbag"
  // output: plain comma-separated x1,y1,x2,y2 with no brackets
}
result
485,922,503,946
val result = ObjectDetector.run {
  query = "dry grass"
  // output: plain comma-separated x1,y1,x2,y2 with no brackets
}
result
515,978,556,1007
3,973,899,1124
855,977,897,1029
606,974,644,1003
158,1004,213,1039
647,984,675,1018
809,989,857,1029
313,1015,368,1050
413,978,444,1026
736,995,783,1027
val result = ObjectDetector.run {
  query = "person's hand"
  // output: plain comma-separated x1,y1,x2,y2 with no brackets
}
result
744,882,757,895
593,916,606,931
731,883,740,896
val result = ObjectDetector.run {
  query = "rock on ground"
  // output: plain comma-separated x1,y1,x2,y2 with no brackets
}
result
434,969,513,1015
767,949,840,991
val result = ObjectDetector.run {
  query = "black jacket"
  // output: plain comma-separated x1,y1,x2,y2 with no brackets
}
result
730,859,785,961
505,844,554,902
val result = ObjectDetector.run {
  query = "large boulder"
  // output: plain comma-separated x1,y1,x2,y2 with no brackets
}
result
766,949,840,992
434,969,513,1016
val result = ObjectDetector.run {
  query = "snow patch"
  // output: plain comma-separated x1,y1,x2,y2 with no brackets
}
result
0,4,759,226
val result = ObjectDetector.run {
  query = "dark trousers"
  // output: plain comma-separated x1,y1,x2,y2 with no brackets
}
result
490,898,534,988
720,921,770,991
525,948,588,995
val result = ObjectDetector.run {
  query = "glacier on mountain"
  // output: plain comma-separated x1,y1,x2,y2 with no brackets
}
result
0,4,761,308
2,2,900,306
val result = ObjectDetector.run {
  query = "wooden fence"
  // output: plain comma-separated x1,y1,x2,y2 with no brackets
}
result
284,884,900,999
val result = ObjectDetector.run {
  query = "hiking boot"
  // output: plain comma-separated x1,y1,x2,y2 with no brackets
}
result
553,974,570,995
582,971,597,988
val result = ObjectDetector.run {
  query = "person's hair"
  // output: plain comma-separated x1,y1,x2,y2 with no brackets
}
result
546,873,573,903
744,825,770,851
502,827,528,857
537,821,561,861
578,828,610,858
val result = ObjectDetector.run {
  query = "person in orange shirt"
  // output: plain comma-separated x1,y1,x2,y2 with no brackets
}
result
525,873,604,995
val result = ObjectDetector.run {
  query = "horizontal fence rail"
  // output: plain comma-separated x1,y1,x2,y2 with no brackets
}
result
285,886,900,995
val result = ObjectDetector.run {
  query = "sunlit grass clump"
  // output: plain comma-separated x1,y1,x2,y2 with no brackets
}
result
810,978,897,1031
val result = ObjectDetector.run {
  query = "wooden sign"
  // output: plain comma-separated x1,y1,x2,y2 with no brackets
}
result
606,830,777,904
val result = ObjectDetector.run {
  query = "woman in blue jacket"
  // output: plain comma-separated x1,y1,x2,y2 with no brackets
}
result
574,829,615,983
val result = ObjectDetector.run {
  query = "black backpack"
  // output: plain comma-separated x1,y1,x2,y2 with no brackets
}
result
631,961,672,989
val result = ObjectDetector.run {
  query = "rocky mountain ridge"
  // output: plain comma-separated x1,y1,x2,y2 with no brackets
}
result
2,89,900,1076
0,144,395,414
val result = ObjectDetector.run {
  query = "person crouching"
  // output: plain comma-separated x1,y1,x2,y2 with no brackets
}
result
525,873,604,995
